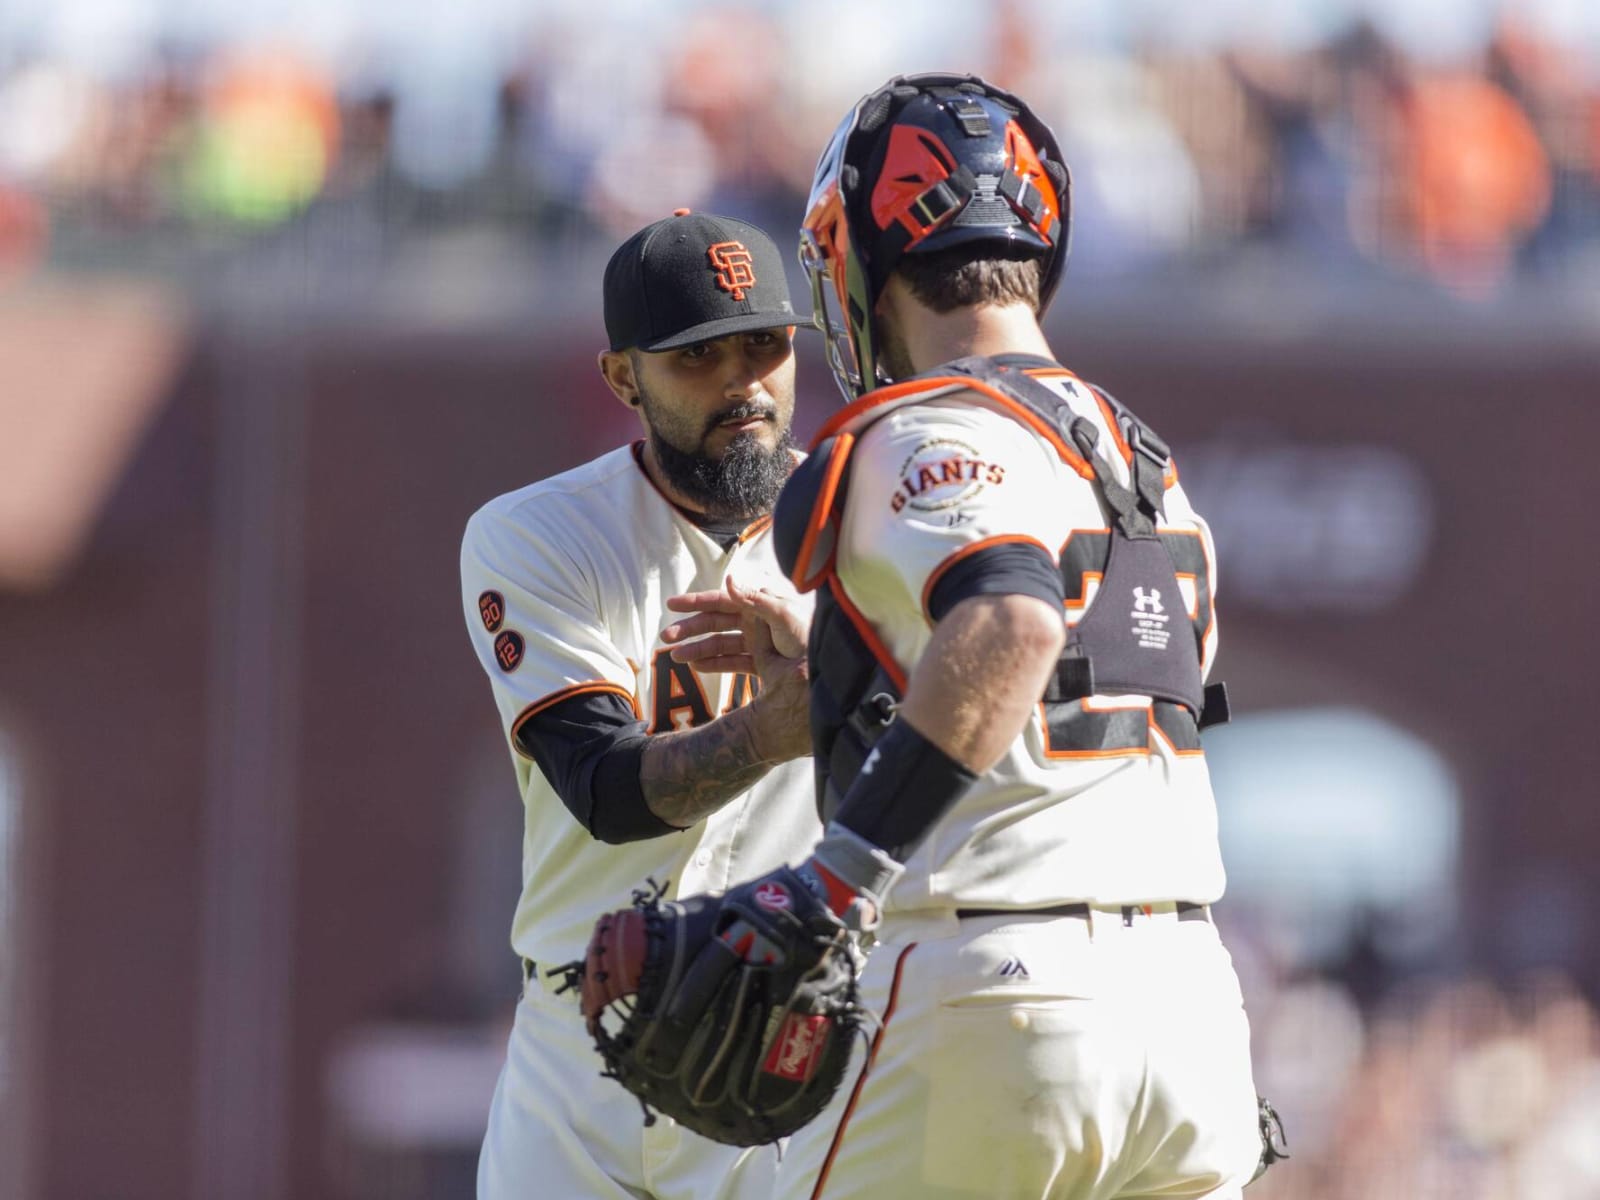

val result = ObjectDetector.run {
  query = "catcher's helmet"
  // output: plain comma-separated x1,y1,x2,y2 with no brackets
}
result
800,73,1071,400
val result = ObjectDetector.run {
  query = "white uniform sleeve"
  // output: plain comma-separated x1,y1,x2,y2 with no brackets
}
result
460,502,639,752
840,403,1068,620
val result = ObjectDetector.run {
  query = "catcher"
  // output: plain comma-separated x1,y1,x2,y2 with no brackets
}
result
572,74,1287,1199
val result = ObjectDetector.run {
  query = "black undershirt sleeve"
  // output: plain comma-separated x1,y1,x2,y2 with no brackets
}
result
926,541,1064,622
514,691,680,845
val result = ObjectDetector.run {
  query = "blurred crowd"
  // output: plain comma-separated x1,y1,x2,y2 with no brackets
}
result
1247,967,1600,1199
2,0,1599,299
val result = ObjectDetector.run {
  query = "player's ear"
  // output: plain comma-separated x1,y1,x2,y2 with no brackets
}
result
598,349,642,409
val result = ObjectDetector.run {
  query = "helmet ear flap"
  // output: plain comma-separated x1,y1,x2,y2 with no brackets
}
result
857,90,895,134
1042,159,1068,196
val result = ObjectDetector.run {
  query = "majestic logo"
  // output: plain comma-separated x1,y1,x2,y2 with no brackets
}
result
762,1013,832,1082
493,630,525,672
891,437,1006,514
478,590,505,633
996,957,1031,979
708,241,757,300
1132,587,1163,614
754,882,792,911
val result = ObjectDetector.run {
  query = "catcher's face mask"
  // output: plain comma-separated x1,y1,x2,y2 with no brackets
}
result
799,72,1074,402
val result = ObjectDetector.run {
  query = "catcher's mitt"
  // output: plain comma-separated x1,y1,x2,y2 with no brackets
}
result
556,870,867,1147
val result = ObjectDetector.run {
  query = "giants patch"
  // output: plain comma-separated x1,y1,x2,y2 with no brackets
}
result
477,590,505,633
890,437,1007,514
493,630,525,673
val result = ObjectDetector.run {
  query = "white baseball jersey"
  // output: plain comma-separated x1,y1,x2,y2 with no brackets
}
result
774,367,1260,1200
460,442,821,967
832,369,1227,911
463,442,822,1200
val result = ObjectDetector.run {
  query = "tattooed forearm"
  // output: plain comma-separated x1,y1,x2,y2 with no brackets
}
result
641,708,775,829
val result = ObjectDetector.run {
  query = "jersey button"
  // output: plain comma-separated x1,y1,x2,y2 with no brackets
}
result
694,850,712,868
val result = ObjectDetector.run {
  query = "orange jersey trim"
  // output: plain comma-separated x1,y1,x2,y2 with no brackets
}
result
827,576,908,694
811,373,1095,481
646,655,717,735
920,533,1055,623
509,682,641,758
1036,698,1208,760
1036,698,1154,761
1148,712,1205,758
1157,527,1215,650
809,942,918,1200
792,432,856,592
1065,572,1102,619
737,514,774,543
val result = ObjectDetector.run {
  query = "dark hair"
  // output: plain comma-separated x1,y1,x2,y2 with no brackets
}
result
892,245,1045,314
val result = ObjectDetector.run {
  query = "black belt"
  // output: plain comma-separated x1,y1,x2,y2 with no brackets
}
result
957,902,1090,919
955,902,1210,924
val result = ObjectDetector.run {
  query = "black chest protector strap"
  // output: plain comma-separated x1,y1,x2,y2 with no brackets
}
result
941,357,1220,721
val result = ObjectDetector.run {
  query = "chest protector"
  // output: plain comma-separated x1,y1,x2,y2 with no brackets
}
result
773,356,1229,821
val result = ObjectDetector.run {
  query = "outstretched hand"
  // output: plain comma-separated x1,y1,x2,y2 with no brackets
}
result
661,577,811,763
661,576,807,670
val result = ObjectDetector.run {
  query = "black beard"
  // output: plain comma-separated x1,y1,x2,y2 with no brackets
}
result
649,425,797,521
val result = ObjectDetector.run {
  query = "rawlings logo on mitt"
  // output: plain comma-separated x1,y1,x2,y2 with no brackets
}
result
554,872,867,1147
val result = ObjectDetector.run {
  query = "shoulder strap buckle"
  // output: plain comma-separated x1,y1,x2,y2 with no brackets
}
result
1127,422,1169,471
1124,423,1168,525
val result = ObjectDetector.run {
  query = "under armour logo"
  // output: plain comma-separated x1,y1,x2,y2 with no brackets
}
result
1132,587,1163,614
996,957,1031,979
707,241,757,300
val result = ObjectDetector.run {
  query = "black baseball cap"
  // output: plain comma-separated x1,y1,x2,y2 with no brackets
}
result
603,210,810,352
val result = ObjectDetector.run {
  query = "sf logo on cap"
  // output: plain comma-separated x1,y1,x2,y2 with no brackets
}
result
708,241,757,300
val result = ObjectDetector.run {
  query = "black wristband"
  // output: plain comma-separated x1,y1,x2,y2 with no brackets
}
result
832,718,979,862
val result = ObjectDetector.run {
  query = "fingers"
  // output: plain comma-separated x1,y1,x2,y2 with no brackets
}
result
663,580,782,638
673,653,757,675
668,630,755,678
675,633,748,662
666,589,742,614
666,578,807,664
726,578,808,659
660,611,743,644
724,576,785,615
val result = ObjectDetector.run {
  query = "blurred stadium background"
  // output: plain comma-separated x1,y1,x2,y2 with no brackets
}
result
2,0,1599,1197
